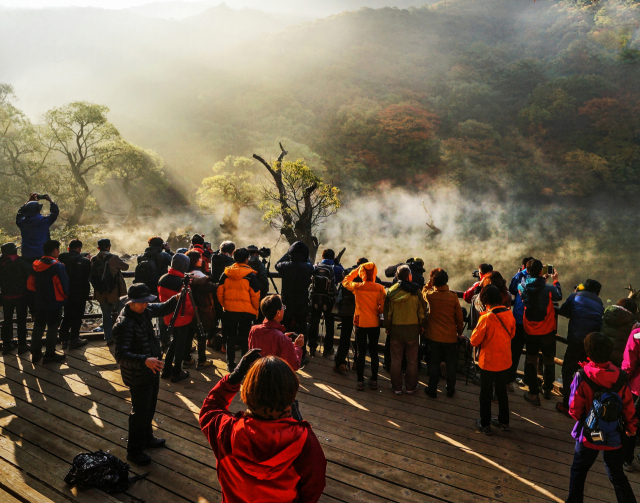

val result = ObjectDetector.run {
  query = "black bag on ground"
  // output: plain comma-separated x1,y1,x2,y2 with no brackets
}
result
64,450,146,493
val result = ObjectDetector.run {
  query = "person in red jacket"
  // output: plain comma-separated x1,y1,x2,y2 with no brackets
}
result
200,350,326,503
462,263,493,304
470,285,515,435
248,295,304,371
158,253,194,383
566,332,638,503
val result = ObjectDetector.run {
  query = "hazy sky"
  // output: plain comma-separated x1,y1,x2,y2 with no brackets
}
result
0,0,203,7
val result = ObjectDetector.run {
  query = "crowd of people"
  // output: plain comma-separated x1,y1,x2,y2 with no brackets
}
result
1,195,640,502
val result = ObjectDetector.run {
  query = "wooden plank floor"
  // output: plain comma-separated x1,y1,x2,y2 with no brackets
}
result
0,340,637,503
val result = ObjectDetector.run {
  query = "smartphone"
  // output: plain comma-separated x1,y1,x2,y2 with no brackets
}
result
36,194,48,200
547,264,554,275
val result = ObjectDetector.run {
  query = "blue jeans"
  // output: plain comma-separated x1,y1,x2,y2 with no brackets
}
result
100,301,122,343
567,442,636,502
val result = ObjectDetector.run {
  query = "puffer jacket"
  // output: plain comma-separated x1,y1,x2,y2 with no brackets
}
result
470,306,515,372
27,257,69,311
622,328,640,396
275,242,314,308
58,251,91,301
602,305,640,367
248,319,302,371
217,263,261,316
509,269,529,325
0,254,30,299
519,276,562,335
142,246,172,276
342,263,387,328
158,268,195,327
16,202,59,259
556,291,604,345
383,280,426,342
114,300,177,389
200,375,326,503
423,285,464,343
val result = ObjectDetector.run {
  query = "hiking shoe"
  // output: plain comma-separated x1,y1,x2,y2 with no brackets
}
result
197,360,214,369
31,352,43,363
69,338,88,349
393,389,402,395
42,353,66,364
17,344,30,354
127,452,151,466
147,437,166,449
356,381,365,391
369,379,378,390
506,382,514,392
323,347,335,357
476,418,493,436
425,388,437,399
490,418,510,431
171,370,190,383
524,392,541,406
447,389,455,398
183,358,196,368
405,384,419,395
556,402,571,418
333,364,348,374
61,341,69,350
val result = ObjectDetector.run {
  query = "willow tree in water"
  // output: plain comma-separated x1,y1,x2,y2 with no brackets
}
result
254,143,340,261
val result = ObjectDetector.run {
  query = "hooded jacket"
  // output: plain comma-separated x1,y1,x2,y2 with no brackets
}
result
211,252,235,283
557,291,604,345
622,328,640,396
158,254,194,327
568,361,637,450
470,307,515,372
0,254,30,299
27,256,69,311
275,242,314,308
423,285,464,343
142,246,172,276
509,269,529,325
248,319,302,371
217,263,261,316
191,244,211,273
518,276,562,335
200,376,326,503
58,251,91,301
383,280,426,342
15,202,59,259
342,263,387,328
602,305,640,367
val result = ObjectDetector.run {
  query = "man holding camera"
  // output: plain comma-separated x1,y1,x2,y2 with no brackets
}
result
16,193,59,263
247,245,270,300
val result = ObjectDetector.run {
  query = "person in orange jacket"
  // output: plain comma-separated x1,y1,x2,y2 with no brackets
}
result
342,262,387,391
471,285,516,435
217,248,261,372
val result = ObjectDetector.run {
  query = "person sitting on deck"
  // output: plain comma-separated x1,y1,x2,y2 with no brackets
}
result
200,351,327,503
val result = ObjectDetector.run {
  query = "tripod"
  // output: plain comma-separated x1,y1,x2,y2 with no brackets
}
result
165,274,206,359
262,256,279,295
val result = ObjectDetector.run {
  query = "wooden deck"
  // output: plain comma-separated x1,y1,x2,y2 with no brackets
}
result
0,340,636,503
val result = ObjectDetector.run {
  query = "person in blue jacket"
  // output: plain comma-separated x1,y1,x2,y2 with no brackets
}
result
16,193,59,262
507,257,533,389
555,279,604,416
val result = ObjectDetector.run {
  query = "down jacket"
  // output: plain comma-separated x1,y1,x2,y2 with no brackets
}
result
200,375,326,503
470,306,515,372
275,242,314,308
518,276,562,335
556,291,604,345
622,327,640,396
27,257,69,311
16,202,59,259
217,263,261,316
0,254,30,299
248,319,302,371
383,280,426,342
602,305,640,367
114,299,177,389
158,268,195,327
342,263,387,328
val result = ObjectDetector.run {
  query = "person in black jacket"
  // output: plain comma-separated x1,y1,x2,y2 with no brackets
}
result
114,283,178,466
207,241,236,351
0,242,31,354
58,239,90,350
276,241,314,358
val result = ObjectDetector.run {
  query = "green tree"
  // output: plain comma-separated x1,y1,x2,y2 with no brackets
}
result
197,156,260,238
255,145,340,261
39,101,123,226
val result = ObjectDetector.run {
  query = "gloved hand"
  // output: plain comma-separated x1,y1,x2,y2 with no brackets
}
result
228,349,262,385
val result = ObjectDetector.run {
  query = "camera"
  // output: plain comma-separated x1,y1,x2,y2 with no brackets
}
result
182,273,194,285
258,247,271,259
590,430,604,442
36,194,48,200
472,270,480,279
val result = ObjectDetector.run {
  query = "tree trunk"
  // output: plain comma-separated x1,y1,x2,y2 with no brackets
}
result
67,192,88,227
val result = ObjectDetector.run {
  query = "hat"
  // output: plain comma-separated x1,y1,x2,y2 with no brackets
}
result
120,283,157,305
171,253,190,274
97,238,111,250
1,242,18,256
176,247,188,254
22,201,43,216
247,245,259,252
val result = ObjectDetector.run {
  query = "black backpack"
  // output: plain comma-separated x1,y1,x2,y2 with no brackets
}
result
64,450,146,493
310,264,336,309
134,255,160,292
90,254,116,294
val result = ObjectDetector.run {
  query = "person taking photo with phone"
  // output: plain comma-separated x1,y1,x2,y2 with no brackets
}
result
16,193,59,263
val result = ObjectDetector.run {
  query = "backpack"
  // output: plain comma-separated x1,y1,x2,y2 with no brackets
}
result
310,263,336,310
134,255,160,292
578,368,628,448
64,450,146,493
90,254,116,294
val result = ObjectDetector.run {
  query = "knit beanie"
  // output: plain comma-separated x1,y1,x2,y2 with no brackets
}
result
171,253,190,274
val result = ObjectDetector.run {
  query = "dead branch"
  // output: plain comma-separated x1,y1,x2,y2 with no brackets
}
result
422,198,441,237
